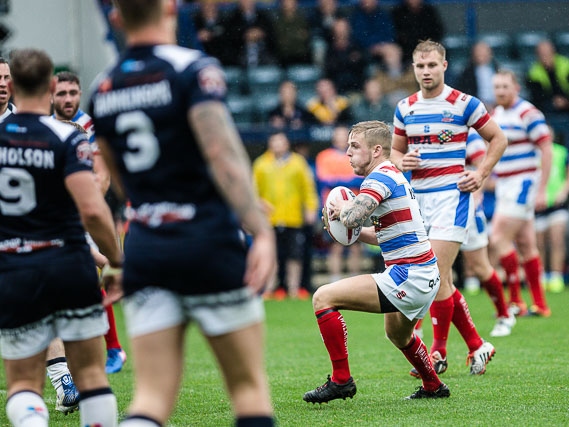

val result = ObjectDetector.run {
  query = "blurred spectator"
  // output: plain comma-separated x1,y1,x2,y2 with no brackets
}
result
392,0,445,66
351,77,395,123
253,132,319,300
526,39,569,145
350,0,403,76
372,63,418,107
193,0,231,64
315,126,365,283
272,0,312,67
323,18,367,95
526,39,569,115
224,0,277,67
269,80,317,130
456,41,500,109
306,78,353,125
309,0,350,44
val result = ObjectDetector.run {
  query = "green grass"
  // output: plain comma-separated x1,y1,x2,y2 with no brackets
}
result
1,289,569,426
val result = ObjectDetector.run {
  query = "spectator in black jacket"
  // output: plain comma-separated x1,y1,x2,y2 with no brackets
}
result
456,41,499,109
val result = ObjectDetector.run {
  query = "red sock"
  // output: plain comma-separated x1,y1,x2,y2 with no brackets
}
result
400,335,442,392
415,319,423,330
523,256,548,310
500,250,522,304
482,270,509,318
315,308,351,384
101,288,121,350
429,296,454,359
451,289,483,353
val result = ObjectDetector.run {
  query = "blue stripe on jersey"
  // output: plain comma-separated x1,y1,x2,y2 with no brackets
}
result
406,113,461,125
420,149,466,160
517,179,533,204
388,264,409,286
414,183,458,193
381,232,419,252
454,191,470,227
501,151,537,162
527,118,547,133
463,97,481,123
367,171,407,198
475,214,485,233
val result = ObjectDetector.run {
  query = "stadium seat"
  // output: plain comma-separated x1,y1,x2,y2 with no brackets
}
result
246,65,285,96
442,34,470,64
477,32,513,62
514,30,549,62
226,95,255,125
253,92,280,124
224,66,246,96
554,31,569,57
286,64,322,93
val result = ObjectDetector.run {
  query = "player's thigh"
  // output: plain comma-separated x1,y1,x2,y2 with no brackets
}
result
3,351,47,396
312,274,381,313
384,311,417,347
64,336,108,391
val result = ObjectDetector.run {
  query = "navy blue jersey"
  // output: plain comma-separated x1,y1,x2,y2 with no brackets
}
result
89,44,247,296
0,114,92,267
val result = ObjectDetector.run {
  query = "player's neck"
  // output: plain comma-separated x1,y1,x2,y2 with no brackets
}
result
421,83,444,99
13,94,51,115
126,21,176,47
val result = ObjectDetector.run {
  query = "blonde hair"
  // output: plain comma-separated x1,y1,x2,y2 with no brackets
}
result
413,39,446,61
349,121,392,156
60,120,87,134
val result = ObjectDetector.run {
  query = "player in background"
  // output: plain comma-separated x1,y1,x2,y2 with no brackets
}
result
52,70,127,374
304,121,449,403
90,0,276,426
535,126,569,293
489,69,552,317
0,56,82,414
0,48,121,427
391,40,507,376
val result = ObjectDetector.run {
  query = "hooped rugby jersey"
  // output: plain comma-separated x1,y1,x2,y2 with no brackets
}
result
359,160,435,266
393,85,491,192
491,97,550,179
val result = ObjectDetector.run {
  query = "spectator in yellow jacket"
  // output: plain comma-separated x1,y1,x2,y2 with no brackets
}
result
253,132,319,299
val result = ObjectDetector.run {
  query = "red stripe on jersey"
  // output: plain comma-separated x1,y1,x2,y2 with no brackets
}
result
394,126,407,136
467,150,485,164
408,93,419,106
495,167,537,178
445,89,462,104
385,249,436,266
535,134,551,146
412,165,464,179
82,119,93,130
360,188,383,203
472,113,491,130
508,138,531,146
379,164,401,173
519,106,538,119
447,131,469,143
379,208,413,228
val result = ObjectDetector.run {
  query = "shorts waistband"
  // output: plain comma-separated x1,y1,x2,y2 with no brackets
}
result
0,238,65,253
127,202,196,227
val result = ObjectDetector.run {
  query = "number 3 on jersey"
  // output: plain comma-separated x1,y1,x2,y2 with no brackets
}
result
116,111,160,172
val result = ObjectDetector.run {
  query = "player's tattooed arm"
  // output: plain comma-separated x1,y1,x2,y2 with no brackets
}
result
340,194,378,229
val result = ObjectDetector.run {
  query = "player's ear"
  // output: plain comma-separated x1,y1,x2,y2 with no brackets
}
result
108,6,124,31
49,76,57,95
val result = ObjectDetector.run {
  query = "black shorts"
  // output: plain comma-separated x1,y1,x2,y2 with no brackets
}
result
275,226,305,261
0,245,101,329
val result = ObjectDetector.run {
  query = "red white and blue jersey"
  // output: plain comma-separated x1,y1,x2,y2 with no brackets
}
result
393,85,491,192
466,129,486,167
491,98,550,179
360,161,436,266
0,114,92,266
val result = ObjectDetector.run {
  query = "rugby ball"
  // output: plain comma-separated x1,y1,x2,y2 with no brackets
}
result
324,186,361,246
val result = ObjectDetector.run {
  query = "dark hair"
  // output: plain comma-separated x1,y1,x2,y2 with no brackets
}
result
113,0,162,31
55,70,81,88
9,48,53,96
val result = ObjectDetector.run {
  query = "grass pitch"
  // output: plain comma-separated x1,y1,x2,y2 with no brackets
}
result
0,288,568,426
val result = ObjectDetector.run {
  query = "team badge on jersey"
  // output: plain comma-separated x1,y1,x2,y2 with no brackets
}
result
441,110,454,123
75,140,93,165
438,129,454,143
198,65,227,97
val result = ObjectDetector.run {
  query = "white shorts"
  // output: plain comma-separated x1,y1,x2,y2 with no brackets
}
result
416,189,473,243
123,287,265,338
461,205,489,251
0,305,109,360
495,175,538,220
535,208,569,232
372,261,440,321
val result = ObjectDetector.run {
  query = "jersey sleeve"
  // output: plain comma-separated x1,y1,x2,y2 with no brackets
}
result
63,131,94,177
187,56,228,109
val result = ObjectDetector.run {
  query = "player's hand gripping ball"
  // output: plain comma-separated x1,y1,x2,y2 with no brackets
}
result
324,186,361,246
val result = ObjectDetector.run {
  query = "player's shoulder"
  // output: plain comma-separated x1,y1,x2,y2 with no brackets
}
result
38,116,86,144
153,45,217,73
